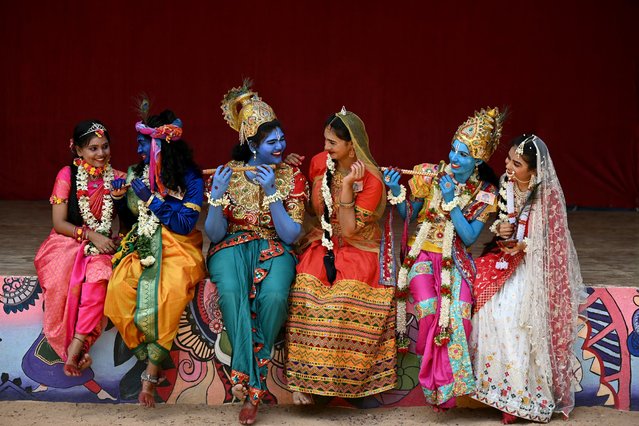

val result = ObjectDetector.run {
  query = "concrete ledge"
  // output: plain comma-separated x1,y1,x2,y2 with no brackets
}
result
1,276,637,410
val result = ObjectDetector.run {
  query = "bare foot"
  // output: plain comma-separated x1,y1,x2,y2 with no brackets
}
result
292,391,314,405
77,353,92,371
232,383,248,400
239,400,258,425
63,337,85,377
502,412,518,424
138,378,156,408
432,405,449,413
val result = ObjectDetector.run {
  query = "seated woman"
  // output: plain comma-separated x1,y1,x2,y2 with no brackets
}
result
104,107,206,408
286,107,397,404
470,134,585,423
383,107,503,410
35,120,125,377
205,82,308,425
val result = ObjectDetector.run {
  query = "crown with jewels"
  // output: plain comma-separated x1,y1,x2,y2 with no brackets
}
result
452,107,505,162
79,122,107,139
221,80,277,144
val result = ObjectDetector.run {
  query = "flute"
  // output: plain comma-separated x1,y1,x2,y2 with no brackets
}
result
202,164,438,177
379,166,438,177
202,164,279,174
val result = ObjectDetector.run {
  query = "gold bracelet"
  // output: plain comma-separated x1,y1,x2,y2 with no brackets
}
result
338,199,355,208
145,194,155,207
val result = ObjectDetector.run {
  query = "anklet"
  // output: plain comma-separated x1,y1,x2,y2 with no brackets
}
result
141,371,161,384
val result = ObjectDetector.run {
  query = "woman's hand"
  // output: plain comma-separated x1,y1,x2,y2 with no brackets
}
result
383,167,402,195
343,160,365,187
285,153,305,167
210,166,232,199
439,174,456,203
500,241,526,255
497,222,515,239
111,178,128,198
131,178,152,202
88,231,117,254
254,165,277,196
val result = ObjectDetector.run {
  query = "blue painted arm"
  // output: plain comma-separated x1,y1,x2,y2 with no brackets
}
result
396,198,423,222
205,205,228,244
269,201,302,245
148,170,203,235
449,208,485,246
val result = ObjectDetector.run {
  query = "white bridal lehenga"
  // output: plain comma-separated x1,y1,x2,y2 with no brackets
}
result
470,136,585,422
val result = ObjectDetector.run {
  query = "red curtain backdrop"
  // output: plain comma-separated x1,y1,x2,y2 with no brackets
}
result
1,1,637,207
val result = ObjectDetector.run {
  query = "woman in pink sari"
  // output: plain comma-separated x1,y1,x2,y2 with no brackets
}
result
35,120,126,376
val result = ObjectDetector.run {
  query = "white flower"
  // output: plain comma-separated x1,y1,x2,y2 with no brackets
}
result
387,185,406,205
76,163,115,255
320,155,336,252
140,256,156,267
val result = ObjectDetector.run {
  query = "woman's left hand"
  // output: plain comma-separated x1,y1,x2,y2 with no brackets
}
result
285,153,305,167
343,160,365,186
254,165,277,196
439,174,456,203
500,242,526,255
131,178,152,202
111,178,128,198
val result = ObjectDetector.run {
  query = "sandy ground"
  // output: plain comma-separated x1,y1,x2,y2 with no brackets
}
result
1,402,638,426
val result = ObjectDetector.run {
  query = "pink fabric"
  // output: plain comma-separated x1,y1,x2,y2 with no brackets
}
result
410,250,472,408
35,235,111,360
35,166,124,359
51,166,72,201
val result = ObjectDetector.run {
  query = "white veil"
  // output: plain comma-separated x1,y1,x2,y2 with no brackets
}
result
518,135,587,417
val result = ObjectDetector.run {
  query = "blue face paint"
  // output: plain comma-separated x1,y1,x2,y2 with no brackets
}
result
252,127,286,165
449,139,479,182
137,133,151,165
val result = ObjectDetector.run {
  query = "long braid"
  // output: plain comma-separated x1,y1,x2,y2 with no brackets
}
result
322,166,337,283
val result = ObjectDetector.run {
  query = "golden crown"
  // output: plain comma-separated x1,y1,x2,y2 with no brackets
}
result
221,80,277,144
452,107,505,162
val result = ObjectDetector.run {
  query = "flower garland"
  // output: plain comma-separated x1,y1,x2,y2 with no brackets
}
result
136,165,162,267
74,157,106,177
387,185,406,205
74,159,114,256
396,167,478,350
490,178,532,269
320,154,336,251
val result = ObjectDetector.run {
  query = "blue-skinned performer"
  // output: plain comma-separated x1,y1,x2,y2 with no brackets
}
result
104,106,206,408
205,81,308,425
383,107,504,410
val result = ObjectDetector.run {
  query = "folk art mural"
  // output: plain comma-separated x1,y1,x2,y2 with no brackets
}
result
1,275,638,411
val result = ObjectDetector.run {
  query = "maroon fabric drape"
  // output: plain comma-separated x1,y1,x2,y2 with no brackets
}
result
1,1,637,207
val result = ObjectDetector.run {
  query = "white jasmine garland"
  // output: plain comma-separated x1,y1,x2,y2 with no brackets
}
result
262,191,283,208
396,167,478,346
320,154,336,251
136,165,163,266
387,185,406,205
207,192,230,207
76,162,115,256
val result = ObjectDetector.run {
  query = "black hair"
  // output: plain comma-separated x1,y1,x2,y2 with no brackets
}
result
324,114,351,141
477,162,499,187
481,134,539,255
67,120,111,227
133,109,201,189
510,134,538,171
231,120,282,163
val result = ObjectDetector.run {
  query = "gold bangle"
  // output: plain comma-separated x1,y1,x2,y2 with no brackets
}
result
338,200,355,208
145,194,155,207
